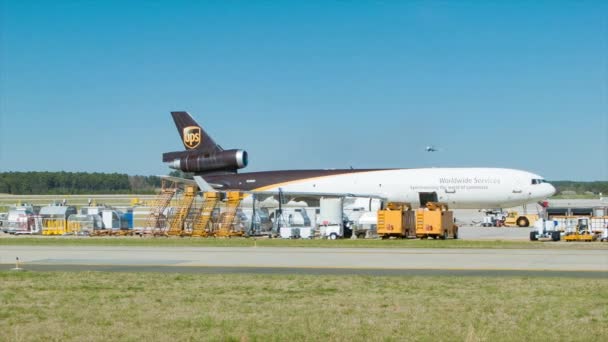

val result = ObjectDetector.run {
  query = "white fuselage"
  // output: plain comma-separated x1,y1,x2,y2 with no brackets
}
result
252,168,555,209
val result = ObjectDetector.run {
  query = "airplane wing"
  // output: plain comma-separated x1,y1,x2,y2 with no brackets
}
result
160,175,223,191
159,175,198,186
247,190,386,200
163,175,387,204
244,191,387,207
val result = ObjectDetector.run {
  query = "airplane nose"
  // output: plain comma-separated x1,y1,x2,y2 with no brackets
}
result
547,183,556,197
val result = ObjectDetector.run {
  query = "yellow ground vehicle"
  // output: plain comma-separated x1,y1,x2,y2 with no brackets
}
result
564,218,597,242
377,202,415,239
415,202,458,239
503,211,539,227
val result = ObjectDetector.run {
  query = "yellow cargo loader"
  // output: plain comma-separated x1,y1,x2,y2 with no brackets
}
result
377,202,415,239
415,202,458,239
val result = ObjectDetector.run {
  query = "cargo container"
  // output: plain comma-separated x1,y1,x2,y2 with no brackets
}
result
40,205,77,235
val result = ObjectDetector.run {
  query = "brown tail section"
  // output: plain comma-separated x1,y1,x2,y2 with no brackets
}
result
165,111,246,174
171,111,222,153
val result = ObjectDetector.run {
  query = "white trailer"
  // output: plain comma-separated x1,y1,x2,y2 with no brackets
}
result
319,197,344,239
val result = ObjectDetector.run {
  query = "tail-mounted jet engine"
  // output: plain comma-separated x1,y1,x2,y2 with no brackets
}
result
165,149,248,174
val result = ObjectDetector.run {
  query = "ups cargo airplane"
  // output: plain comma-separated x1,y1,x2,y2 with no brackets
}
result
163,112,556,209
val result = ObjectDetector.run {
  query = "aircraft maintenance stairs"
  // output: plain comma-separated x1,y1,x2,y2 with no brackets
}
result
184,192,220,237
166,186,197,236
145,188,176,235
215,191,245,237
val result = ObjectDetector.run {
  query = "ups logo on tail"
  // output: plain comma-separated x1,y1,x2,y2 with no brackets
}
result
183,126,201,149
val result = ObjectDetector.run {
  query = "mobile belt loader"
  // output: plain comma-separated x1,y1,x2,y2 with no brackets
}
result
377,202,415,239
415,202,458,239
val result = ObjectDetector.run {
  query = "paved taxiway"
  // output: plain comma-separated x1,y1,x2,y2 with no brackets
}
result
1,246,606,276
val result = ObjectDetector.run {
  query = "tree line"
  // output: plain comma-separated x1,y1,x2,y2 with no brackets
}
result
0,172,161,194
551,181,608,196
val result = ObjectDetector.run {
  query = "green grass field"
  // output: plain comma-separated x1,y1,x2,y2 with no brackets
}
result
1,236,608,249
1,271,606,341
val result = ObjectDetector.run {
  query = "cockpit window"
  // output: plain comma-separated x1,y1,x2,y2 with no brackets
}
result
531,179,547,185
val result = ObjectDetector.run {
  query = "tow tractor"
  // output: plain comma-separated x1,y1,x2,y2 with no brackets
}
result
504,211,539,227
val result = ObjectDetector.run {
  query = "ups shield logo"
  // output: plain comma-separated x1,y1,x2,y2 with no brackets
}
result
183,126,201,149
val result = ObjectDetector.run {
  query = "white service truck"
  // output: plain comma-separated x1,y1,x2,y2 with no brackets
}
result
529,219,561,241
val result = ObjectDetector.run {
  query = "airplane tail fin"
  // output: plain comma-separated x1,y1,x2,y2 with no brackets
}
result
171,111,222,153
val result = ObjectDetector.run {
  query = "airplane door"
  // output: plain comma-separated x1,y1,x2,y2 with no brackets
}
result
418,192,438,207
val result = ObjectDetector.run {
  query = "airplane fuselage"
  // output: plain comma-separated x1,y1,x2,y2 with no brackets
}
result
204,167,556,209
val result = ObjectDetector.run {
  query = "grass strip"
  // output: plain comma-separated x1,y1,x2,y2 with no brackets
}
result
1,235,607,249
1,271,606,341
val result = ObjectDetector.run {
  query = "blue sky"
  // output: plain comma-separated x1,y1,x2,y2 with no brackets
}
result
0,1,606,181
